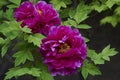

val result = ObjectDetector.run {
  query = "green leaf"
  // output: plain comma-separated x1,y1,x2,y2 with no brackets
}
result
87,49,105,64
91,1,107,13
69,8,76,18
106,0,115,8
4,67,41,80
4,67,21,80
0,0,8,7
50,0,72,10
50,0,66,10
115,7,120,15
28,68,41,77
85,37,90,43
88,45,118,65
26,33,45,47
77,24,91,29
63,0,72,5
7,4,18,9
81,67,88,80
86,64,101,76
9,0,21,5
101,16,118,27
8,21,21,30
0,37,5,44
1,43,9,57
13,50,34,66
93,55,105,64
21,26,31,33
1,39,10,57
0,21,21,40
87,49,97,58
14,68,29,76
100,45,118,61
51,0,71,10
95,5,107,13
74,12,88,24
81,60,101,79
4,9,14,20
74,2,90,23
63,19,77,27
41,72,54,80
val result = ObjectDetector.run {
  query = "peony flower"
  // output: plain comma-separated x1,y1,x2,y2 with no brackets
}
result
14,1,37,27
14,1,60,35
30,1,61,35
40,26,87,76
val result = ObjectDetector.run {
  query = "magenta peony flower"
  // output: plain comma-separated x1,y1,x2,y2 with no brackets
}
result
14,1,60,35
30,1,61,35
40,26,87,76
14,1,37,27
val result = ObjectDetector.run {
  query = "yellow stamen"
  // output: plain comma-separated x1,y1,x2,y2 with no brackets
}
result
37,10,42,15
58,43,70,53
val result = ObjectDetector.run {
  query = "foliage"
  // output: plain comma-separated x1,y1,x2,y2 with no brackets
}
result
13,49,34,67
4,67,41,80
0,0,119,80
81,60,101,79
87,45,118,64
81,45,118,79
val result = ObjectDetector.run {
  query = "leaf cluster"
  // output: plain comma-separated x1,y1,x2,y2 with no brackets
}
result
81,45,118,79
0,0,119,80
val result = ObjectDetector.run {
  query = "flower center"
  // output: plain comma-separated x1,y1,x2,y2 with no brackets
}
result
37,10,42,15
58,43,70,53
